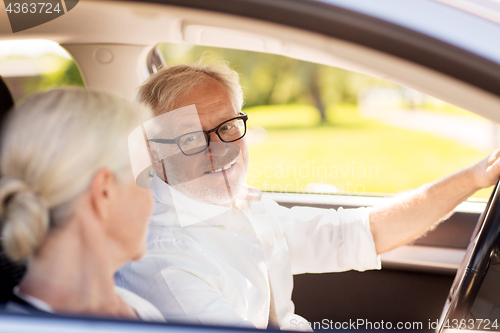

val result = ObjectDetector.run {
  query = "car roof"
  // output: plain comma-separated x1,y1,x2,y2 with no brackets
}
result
1,0,500,122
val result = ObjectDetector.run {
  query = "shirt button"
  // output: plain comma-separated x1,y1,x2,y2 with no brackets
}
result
231,210,238,217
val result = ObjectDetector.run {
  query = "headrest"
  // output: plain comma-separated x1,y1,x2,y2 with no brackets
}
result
0,77,24,303
0,76,14,116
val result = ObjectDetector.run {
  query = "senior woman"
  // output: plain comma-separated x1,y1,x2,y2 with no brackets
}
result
0,88,163,321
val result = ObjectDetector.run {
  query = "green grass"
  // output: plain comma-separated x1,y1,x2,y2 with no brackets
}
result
244,104,492,198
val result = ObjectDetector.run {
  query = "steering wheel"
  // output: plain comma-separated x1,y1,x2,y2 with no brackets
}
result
438,179,500,332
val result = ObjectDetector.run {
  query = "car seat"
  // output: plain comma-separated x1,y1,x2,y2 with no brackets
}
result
0,76,26,303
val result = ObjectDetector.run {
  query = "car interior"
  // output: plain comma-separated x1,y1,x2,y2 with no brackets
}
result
2,0,500,331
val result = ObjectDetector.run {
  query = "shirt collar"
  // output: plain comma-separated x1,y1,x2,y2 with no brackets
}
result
13,286,54,313
151,173,232,227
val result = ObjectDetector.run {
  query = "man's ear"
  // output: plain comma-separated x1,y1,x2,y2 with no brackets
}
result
90,168,115,222
149,148,168,183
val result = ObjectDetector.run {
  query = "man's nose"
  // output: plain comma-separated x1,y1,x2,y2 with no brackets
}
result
207,133,229,157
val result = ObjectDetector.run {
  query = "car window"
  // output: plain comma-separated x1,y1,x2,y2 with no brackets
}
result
0,39,84,102
158,43,495,199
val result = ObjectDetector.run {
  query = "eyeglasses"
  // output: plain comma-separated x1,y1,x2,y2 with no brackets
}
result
149,112,248,156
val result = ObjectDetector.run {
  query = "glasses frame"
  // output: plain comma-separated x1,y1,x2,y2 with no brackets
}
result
149,112,248,156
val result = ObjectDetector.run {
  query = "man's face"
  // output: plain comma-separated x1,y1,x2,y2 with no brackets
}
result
150,77,249,206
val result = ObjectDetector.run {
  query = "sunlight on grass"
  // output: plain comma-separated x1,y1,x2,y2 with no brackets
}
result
244,104,492,199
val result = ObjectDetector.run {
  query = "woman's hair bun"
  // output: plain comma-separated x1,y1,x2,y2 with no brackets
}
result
0,176,49,261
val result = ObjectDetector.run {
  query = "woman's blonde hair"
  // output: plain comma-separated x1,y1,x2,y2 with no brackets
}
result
0,88,152,261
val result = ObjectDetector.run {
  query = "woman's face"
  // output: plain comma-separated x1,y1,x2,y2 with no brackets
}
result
108,171,153,264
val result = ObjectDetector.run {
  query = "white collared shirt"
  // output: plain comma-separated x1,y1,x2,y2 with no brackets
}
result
9,286,164,322
116,175,380,330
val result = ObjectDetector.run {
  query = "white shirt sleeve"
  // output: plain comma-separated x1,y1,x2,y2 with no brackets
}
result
117,237,257,328
264,198,381,274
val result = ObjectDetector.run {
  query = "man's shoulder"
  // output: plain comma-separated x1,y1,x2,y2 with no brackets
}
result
237,184,282,210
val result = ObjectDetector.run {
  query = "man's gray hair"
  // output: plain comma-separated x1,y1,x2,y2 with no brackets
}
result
137,62,244,117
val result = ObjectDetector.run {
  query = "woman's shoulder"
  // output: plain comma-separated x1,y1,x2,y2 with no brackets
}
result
113,286,165,323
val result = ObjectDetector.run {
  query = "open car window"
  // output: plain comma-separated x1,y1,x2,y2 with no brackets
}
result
0,39,84,103
157,43,496,200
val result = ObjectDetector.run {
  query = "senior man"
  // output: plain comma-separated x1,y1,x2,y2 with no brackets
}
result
117,62,500,330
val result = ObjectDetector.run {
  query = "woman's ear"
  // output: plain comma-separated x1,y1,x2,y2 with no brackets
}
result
89,168,115,222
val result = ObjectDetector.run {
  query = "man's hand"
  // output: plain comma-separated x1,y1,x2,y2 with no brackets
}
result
369,149,500,254
471,149,500,189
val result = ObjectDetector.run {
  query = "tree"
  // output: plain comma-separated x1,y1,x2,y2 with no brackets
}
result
158,43,396,123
